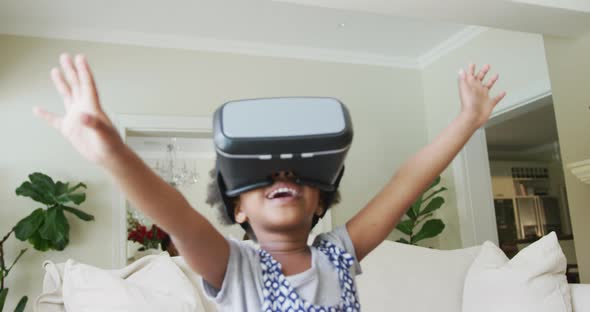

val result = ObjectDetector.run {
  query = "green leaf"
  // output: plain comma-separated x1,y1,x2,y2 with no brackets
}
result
417,213,434,223
411,219,445,244
407,195,423,220
67,182,87,194
62,206,94,221
396,238,410,244
15,181,54,205
56,193,86,205
429,176,441,190
39,207,70,251
67,193,86,205
55,182,70,196
29,172,56,195
0,288,8,311
395,219,414,236
419,197,445,216
13,208,45,241
14,295,28,312
406,205,417,220
27,231,51,252
423,187,448,203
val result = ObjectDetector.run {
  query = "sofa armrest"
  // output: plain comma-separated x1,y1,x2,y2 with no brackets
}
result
36,256,214,312
34,261,66,312
571,284,590,311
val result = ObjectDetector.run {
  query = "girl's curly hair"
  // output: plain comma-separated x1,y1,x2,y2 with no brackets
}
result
205,168,341,241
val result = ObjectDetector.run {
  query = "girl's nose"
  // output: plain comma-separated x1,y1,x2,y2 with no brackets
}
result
272,171,295,179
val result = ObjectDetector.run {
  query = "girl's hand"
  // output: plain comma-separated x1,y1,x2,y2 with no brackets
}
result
33,53,124,166
458,63,506,129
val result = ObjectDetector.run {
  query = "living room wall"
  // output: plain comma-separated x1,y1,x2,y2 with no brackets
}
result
543,33,590,283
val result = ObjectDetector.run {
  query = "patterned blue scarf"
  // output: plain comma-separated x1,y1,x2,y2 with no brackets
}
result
258,240,361,312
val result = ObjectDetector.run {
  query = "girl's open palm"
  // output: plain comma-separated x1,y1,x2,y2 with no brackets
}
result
458,63,507,128
34,54,123,166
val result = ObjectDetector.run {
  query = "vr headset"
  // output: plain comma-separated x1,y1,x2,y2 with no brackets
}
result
213,97,353,227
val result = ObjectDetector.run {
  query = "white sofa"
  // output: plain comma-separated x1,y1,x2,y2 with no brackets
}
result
35,239,590,312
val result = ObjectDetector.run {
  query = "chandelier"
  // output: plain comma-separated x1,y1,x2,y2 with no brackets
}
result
152,137,199,188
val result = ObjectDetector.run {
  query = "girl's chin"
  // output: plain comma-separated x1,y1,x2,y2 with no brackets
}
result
262,215,312,230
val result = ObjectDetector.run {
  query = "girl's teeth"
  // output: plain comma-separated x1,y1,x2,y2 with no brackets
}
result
268,187,297,198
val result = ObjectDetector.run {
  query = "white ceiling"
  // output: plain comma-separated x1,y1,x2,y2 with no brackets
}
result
2,1,589,68
0,0,477,68
274,0,590,37
511,0,590,12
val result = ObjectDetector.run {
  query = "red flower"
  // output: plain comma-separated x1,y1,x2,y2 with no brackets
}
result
153,225,167,240
128,225,148,243
128,223,168,250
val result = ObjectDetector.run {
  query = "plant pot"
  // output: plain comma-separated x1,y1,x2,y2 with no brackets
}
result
131,248,162,261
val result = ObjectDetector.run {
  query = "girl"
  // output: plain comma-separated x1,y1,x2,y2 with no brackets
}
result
33,54,505,311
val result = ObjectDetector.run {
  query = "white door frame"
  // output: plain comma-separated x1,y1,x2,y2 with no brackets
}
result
452,79,552,247
111,114,213,268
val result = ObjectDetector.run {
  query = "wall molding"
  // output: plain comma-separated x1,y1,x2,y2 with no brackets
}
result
451,129,499,247
418,26,489,68
568,159,590,184
0,24,486,69
488,141,559,160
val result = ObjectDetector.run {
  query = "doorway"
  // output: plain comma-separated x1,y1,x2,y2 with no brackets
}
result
485,95,579,283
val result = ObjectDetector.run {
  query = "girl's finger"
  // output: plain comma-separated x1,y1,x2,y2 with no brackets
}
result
485,74,500,90
476,64,490,81
468,63,476,77
492,91,507,106
458,68,469,88
33,106,63,131
458,69,472,98
51,68,73,110
60,53,81,98
75,54,100,108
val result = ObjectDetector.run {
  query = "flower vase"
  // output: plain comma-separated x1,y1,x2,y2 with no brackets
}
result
133,248,162,261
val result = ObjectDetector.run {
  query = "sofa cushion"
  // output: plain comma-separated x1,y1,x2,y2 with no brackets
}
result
571,284,590,311
62,254,204,312
355,240,480,312
463,232,571,312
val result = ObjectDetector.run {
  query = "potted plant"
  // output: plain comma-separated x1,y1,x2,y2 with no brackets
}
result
127,212,167,260
0,172,94,312
395,176,447,246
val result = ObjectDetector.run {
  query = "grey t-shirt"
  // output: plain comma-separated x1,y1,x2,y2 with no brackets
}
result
201,225,363,311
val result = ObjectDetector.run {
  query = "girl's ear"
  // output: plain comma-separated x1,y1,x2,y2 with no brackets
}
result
315,199,325,217
234,201,248,223
236,211,248,223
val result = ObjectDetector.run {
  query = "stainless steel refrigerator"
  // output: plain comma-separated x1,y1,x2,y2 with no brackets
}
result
494,196,562,242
